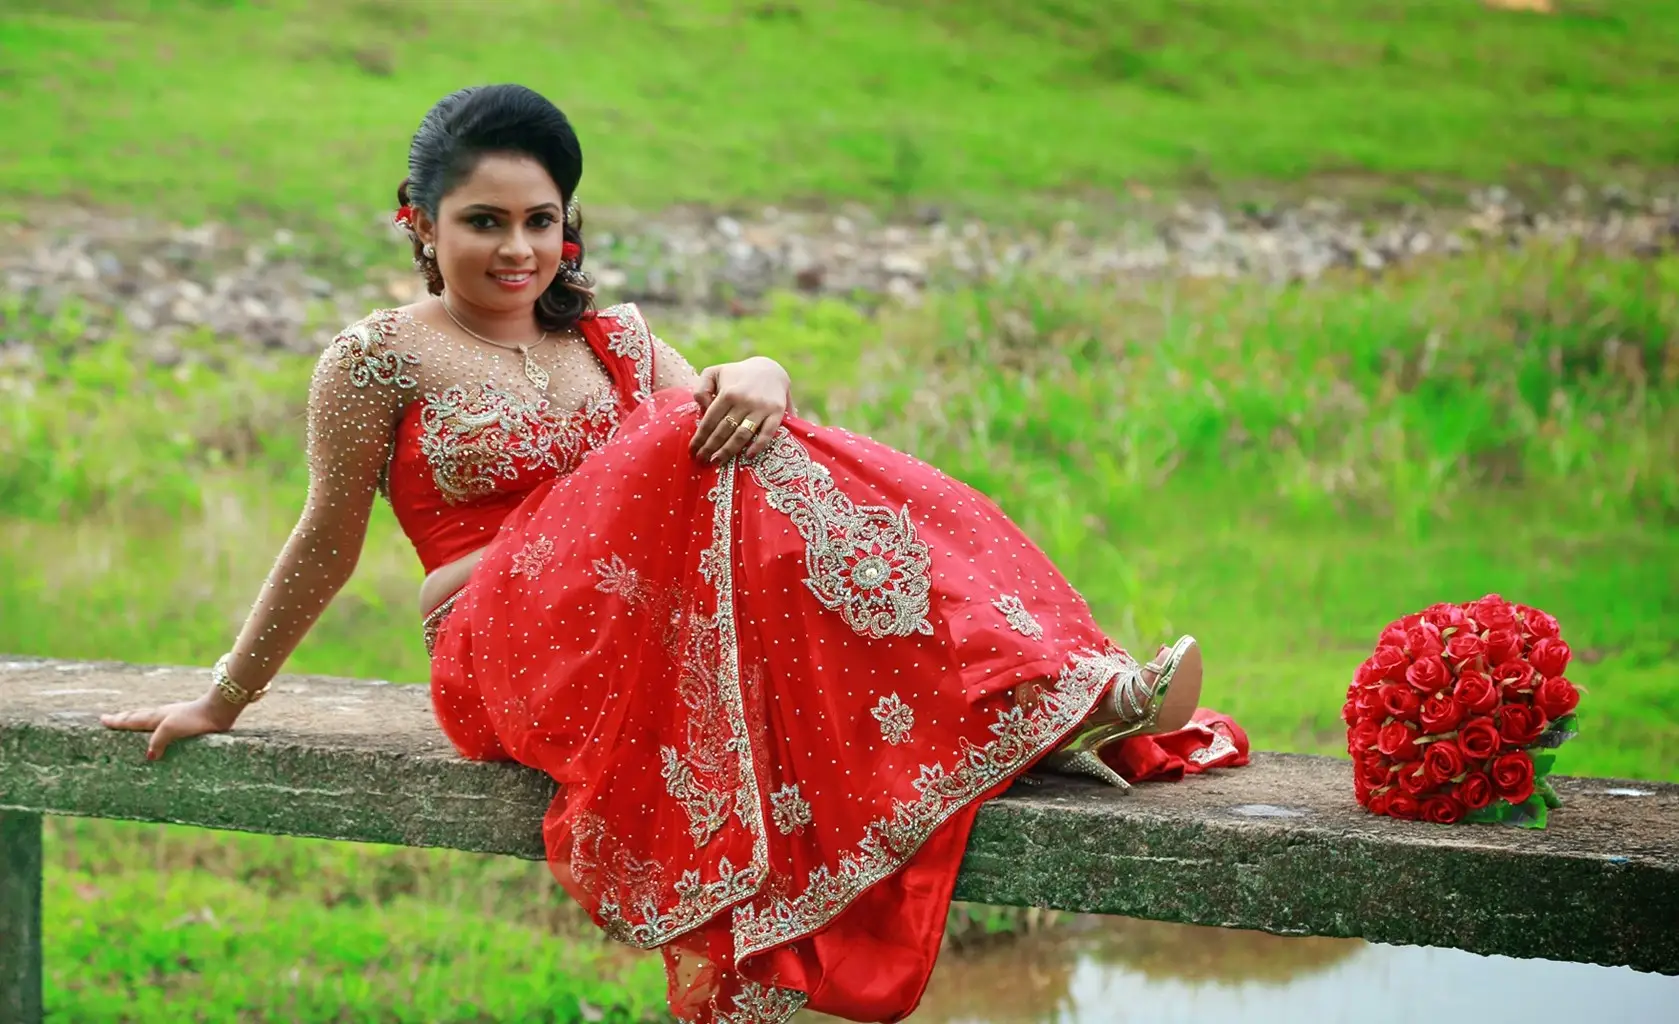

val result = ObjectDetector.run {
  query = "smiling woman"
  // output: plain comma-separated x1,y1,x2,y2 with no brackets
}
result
95,83,1208,1024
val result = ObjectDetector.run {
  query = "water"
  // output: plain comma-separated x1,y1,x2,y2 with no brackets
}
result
812,917,1679,1022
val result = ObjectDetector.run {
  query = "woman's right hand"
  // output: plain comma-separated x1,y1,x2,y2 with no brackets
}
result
100,690,243,761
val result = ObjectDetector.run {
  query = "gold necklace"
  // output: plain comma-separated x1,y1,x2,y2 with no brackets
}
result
440,298,552,392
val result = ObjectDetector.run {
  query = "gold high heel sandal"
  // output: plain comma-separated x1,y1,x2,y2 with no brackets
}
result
1034,636,1201,791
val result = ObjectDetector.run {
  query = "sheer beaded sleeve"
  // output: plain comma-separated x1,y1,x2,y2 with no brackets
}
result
220,315,417,691
651,332,701,392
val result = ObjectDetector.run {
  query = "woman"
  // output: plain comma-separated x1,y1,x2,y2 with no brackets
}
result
102,85,1205,1023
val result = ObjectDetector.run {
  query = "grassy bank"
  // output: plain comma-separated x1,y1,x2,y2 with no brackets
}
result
4,0,1678,226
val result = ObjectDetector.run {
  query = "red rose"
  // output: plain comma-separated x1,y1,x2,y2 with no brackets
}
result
1484,628,1522,663
1458,717,1500,760
1472,595,1517,630
1455,671,1499,714
1397,765,1434,796
1491,751,1535,804
1419,693,1466,734
1406,656,1451,694
1387,794,1422,820
1422,793,1466,824
1349,719,1381,755
1534,676,1580,720
1457,772,1494,810
1423,602,1469,632
1528,638,1571,678
1518,605,1561,640
1423,741,1465,787
1358,755,1393,788
1405,623,1445,659
1353,686,1384,722
1355,774,1373,804
561,240,582,262
1444,631,1487,666
1378,622,1409,649
1380,684,1421,721
1371,645,1410,677
1377,722,1419,760
1498,704,1547,747
1368,790,1392,816
1492,659,1534,689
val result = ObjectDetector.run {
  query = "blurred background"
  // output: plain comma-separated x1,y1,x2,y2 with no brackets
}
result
1,0,1676,1020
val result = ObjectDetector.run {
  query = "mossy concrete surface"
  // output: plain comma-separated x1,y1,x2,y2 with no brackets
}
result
3,657,1676,976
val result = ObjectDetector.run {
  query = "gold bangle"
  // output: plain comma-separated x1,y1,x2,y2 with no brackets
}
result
212,653,270,705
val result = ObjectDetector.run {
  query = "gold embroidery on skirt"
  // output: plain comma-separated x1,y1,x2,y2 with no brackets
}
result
746,431,934,639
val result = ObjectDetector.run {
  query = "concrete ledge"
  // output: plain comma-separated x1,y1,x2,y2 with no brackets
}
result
3,657,1676,976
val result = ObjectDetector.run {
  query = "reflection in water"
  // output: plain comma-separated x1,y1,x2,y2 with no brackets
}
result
805,917,1679,1023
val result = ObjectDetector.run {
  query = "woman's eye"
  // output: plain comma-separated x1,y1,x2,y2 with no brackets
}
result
468,214,499,229
529,213,556,229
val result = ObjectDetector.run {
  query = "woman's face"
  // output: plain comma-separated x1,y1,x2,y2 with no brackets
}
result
418,152,566,316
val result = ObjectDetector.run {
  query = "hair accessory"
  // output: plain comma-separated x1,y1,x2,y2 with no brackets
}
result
565,195,581,227
393,204,416,232
561,241,581,264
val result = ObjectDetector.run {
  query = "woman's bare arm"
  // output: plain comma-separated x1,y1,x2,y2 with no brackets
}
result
102,327,408,757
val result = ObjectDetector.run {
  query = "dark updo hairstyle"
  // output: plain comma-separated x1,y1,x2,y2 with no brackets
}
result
398,84,593,331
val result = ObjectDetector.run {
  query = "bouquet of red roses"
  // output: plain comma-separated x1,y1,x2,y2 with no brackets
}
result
1344,594,1581,828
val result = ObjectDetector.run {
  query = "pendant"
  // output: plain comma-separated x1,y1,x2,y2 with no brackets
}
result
519,345,550,392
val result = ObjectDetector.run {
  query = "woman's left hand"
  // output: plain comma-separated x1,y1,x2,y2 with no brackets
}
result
690,356,792,464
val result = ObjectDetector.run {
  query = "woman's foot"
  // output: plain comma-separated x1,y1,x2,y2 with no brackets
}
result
1022,637,1204,790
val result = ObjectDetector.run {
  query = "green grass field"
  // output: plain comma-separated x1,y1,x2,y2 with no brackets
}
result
3,1,1678,1020
3,0,1678,224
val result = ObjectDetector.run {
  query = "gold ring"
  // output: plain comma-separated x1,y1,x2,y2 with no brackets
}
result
739,418,759,435
724,415,740,429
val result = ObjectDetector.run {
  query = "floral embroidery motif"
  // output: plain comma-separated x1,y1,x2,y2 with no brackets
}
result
661,746,735,846
418,382,618,504
332,311,420,390
871,693,915,745
509,535,556,579
592,553,645,603
992,593,1045,640
568,812,762,949
769,783,813,836
714,981,808,1024
730,648,1132,959
747,431,934,640
1188,727,1239,766
599,303,656,403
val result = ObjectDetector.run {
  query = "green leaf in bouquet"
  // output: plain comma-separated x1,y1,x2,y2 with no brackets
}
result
1534,776,1564,810
1531,714,1579,750
1532,752,1557,779
1506,794,1550,830
1463,803,1513,825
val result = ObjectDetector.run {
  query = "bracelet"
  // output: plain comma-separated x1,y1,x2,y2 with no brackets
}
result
212,653,271,705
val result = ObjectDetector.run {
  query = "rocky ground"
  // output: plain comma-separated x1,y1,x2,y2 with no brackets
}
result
1,184,1675,365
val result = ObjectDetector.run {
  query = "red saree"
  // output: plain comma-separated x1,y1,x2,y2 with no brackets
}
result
385,305,1140,1022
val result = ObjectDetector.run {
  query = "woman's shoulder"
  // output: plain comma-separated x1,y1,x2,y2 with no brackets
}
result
317,307,424,392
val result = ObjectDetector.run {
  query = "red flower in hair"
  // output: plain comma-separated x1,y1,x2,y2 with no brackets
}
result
394,205,416,230
561,241,581,263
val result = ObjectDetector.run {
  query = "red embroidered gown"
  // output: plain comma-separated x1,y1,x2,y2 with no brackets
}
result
329,303,1151,1023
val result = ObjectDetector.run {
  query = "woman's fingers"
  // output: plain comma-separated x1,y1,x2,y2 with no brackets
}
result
692,403,743,462
740,411,784,460
100,706,167,732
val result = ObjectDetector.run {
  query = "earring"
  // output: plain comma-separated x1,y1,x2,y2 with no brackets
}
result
422,243,436,260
